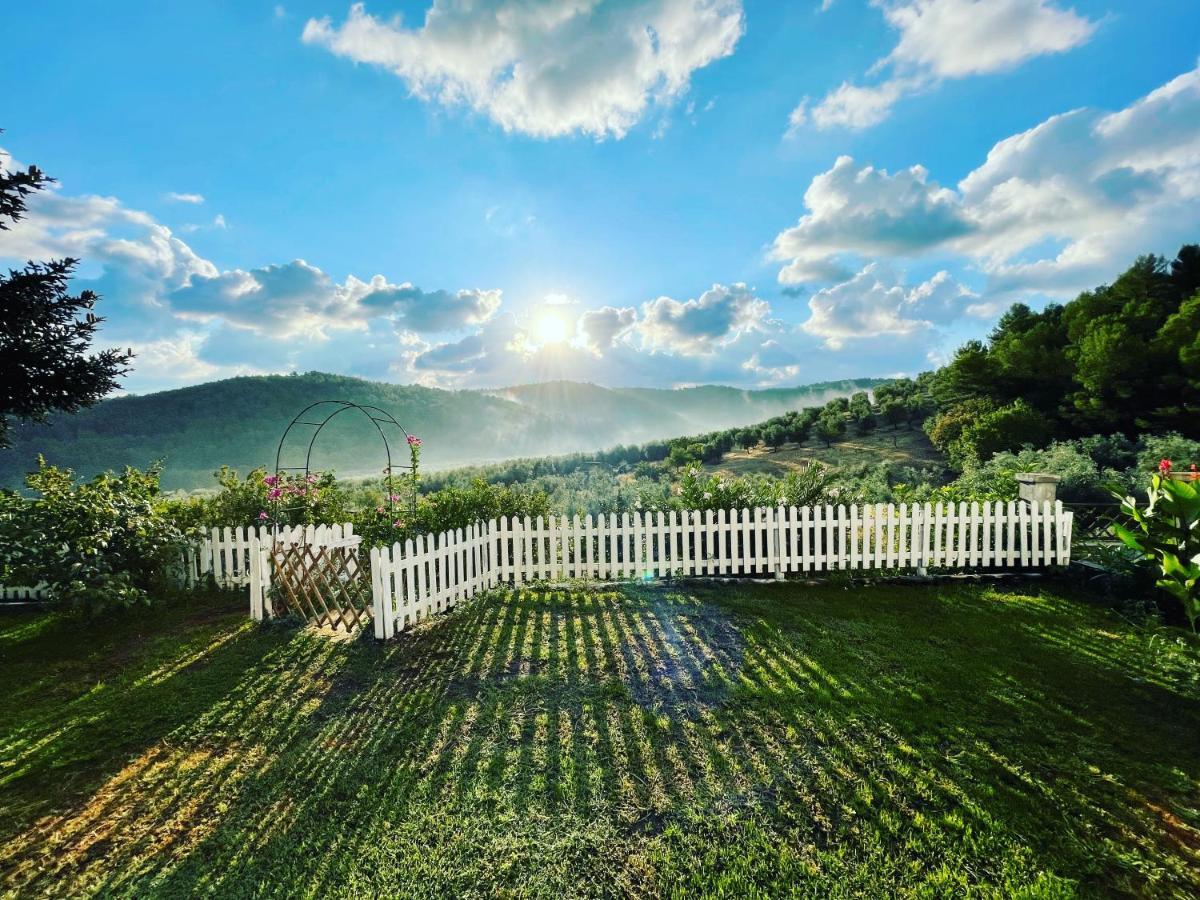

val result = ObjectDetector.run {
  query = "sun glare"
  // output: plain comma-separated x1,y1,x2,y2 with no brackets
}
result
535,312,568,344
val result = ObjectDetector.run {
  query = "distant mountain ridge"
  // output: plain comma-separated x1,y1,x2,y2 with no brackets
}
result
0,373,882,491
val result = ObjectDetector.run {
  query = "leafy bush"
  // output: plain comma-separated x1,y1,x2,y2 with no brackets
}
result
1112,468,1200,630
169,466,358,531
640,463,831,514
0,459,191,614
175,464,550,550
924,398,997,453
950,442,1106,502
1136,433,1200,474
946,400,1053,470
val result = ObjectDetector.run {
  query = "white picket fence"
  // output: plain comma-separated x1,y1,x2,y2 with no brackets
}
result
185,523,356,589
0,584,50,602
370,500,1073,639
1,501,1074,629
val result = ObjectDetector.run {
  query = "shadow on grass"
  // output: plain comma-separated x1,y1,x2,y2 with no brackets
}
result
1,581,1198,897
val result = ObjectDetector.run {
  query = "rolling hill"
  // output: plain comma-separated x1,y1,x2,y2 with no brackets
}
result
0,373,881,491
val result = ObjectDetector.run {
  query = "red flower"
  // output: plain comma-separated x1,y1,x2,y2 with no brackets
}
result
1159,458,1173,475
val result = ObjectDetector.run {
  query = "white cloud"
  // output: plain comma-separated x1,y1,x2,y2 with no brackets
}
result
362,282,502,332
165,191,205,204
0,182,218,332
0,170,510,390
789,78,915,131
770,155,970,284
302,0,744,139
578,305,637,355
792,0,1097,132
774,62,1200,303
741,339,801,384
127,333,223,385
182,213,228,233
637,283,773,355
882,0,1096,80
799,264,980,350
168,260,363,337
410,331,490,379
803,264,910,348
169,263,502,339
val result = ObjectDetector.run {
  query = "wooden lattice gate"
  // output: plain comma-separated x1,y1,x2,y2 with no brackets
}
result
254,534,372,632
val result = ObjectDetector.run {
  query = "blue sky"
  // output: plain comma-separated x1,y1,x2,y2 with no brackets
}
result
2,0,1198,393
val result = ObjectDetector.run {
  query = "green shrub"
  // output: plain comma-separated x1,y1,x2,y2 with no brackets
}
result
0,459,191,615
170,466,357,531
668,443,704,468
950,442,1106,502
1136,433,1200,475
924,398,997,453
645,463,831,513
946,400,1053,469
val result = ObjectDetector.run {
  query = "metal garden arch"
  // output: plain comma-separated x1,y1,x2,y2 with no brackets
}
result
273,400,417,513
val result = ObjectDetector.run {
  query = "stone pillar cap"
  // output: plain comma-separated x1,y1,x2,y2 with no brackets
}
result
1015,472,1061,483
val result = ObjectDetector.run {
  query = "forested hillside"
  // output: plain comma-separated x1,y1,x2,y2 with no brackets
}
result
0,373,878,490
914,246,1200,467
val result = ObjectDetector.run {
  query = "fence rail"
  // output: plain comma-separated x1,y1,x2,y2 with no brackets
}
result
370,500,1073,639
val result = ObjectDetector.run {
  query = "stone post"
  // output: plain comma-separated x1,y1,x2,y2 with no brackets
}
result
1016,473,1060,505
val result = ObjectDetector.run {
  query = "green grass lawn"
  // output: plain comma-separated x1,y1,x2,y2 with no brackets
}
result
1,579,1198,898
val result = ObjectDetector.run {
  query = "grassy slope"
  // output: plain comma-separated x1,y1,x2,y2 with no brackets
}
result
1,581,1198,897
707,425,947,480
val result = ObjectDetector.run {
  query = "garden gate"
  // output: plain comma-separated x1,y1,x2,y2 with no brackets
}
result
248,526,371,632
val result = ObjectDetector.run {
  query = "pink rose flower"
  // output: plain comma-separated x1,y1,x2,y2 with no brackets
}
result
267,488,282,500
258,511,269,520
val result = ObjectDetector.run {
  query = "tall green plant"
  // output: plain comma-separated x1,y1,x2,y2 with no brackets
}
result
1111,463,1200,631
0,458,190,614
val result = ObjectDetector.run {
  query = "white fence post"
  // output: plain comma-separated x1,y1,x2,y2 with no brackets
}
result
249,533,263,621
370,546,386,640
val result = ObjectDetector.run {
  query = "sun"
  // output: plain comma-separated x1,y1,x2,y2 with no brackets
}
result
535,312,568,344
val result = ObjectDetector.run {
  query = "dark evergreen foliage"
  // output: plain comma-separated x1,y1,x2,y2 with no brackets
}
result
0,147,131,447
